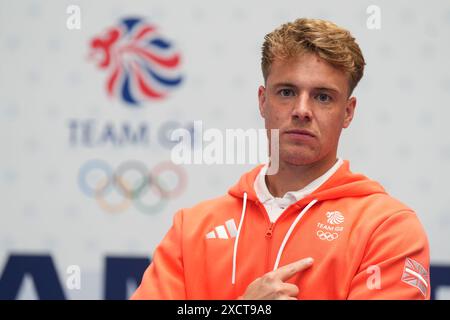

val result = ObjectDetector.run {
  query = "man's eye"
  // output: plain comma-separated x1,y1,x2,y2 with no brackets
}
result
279,89,294,97
316,93,332,103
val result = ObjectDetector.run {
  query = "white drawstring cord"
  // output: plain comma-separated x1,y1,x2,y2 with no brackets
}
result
273,199,318,271
232,192,248,285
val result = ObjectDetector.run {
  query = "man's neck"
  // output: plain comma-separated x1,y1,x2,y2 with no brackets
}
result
265,155,338,198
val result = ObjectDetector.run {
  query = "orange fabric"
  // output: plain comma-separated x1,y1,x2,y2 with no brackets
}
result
131,161,430,300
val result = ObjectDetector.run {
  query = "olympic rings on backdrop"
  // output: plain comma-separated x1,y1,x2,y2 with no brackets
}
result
316,230,339,241
78,159,187,214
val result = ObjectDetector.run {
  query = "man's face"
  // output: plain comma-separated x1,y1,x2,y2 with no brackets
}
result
258,53,356,167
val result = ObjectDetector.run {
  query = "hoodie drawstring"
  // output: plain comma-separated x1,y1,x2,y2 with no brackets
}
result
232,195,318,285
273,199,318,271
232,192,247,285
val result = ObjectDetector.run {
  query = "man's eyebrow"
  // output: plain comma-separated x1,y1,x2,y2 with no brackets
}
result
315,87,340,94
272,82,297,88
272,83,341,94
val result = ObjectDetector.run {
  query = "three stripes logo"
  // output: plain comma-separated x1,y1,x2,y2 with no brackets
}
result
206,219,238,239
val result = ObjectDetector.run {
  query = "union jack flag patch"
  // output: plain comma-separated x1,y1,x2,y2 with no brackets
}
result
401,258,429,297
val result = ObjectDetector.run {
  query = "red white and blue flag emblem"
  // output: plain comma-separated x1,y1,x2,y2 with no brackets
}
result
401,257,429,297
89,17,183,106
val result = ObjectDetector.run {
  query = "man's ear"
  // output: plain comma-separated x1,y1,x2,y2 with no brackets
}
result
258,85,266,118
343,96,356,129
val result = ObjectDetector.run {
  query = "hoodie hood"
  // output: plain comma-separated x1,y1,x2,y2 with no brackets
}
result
228,160,386,203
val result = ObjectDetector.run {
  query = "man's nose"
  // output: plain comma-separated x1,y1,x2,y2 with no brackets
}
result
291,92,313,121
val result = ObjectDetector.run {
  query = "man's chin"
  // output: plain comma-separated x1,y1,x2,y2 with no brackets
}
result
280,150,319,166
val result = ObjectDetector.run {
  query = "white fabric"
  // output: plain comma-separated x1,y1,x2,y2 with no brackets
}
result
232,192,247,285
254,158,343,222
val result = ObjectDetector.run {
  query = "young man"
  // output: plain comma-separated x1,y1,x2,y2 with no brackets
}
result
132,18,430,300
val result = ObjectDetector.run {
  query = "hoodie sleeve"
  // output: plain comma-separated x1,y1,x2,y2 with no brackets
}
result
130,210,186,299
347,211,430,300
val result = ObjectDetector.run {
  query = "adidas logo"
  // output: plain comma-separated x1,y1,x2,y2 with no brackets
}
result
205,219,238,239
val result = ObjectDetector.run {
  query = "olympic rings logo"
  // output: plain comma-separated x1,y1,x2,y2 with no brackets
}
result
78,159,187,214
316,230,339,241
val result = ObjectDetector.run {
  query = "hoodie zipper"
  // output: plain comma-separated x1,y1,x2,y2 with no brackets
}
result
257,200,313,272
253,201,275,273
257,201,298,272
265,222,274,273
265,222,275,238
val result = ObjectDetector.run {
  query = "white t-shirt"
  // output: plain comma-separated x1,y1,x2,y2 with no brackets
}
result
254,158,344,222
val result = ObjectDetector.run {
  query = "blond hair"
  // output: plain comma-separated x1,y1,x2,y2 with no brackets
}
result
261,18,365,95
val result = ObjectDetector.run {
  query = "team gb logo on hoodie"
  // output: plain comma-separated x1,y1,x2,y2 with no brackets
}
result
316,211,345,242
326,211,345,225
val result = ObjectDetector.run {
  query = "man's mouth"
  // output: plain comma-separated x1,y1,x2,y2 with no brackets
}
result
284,129,316,137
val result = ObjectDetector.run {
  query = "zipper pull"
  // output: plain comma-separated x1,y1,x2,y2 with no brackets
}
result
265,222,274,238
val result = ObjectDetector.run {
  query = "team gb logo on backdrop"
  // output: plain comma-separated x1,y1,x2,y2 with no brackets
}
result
89,17,183,106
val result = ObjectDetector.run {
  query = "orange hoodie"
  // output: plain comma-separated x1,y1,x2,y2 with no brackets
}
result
132,161,430,300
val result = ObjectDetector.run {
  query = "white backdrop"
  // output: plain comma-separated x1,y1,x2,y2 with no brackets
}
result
0,0,449,299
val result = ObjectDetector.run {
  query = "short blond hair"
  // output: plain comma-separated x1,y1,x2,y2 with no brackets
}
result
261,18,365,95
